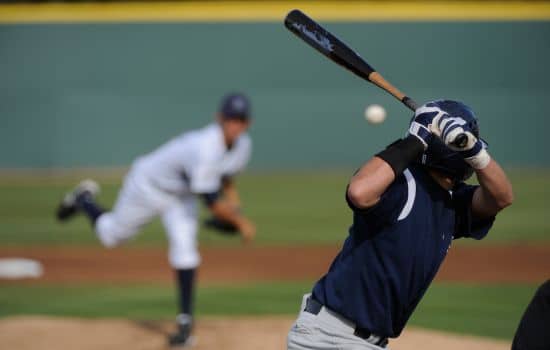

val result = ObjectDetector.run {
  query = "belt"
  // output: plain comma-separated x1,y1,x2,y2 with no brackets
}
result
304,297,389,348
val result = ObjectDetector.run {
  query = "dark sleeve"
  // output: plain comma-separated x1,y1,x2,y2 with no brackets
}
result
199,190,222,207
452,183,495,240
221,175,233,186
345,174,408,228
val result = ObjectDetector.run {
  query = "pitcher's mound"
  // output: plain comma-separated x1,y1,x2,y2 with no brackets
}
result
0,316,509,350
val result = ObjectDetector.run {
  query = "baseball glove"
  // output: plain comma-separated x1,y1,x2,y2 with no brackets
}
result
203,217,239,235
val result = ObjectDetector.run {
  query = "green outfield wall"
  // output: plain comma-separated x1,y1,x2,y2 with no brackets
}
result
1,21,549,169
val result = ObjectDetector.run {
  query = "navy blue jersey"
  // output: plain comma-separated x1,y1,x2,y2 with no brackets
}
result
312,164,494,338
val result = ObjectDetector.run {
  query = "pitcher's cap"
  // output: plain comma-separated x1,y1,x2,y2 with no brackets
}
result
219,93,251,120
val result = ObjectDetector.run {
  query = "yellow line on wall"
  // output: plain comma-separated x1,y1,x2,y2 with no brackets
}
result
1,1,550,23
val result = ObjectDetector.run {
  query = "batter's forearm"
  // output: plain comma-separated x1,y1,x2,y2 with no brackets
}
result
473,159,514,217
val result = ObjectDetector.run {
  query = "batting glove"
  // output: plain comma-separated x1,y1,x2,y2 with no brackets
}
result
407,109,436,150
431,114,491,169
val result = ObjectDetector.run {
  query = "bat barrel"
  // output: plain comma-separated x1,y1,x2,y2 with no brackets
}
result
284,9,469,149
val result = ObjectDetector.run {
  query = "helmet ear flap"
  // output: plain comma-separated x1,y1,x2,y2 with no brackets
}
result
467,119,480,138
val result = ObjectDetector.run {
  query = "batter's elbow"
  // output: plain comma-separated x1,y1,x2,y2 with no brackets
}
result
490,186,514,212
347,182,377,209
496,190,514,210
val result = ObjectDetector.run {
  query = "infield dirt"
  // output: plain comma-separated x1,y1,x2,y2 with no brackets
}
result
0,316,510,350
0,244,539,349
0,244,548,284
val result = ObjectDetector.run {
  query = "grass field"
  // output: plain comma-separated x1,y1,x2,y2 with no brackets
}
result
0,282,538,341
0,168,548,246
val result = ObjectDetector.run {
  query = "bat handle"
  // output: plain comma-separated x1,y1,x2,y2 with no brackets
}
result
401,96,418,111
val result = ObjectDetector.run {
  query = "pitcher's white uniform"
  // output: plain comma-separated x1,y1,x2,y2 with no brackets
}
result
95,122,251,269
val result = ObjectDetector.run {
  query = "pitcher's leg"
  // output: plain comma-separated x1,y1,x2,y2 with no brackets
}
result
161,198,200,270
95,175,159,248
56,177,156,247
161,197,200,347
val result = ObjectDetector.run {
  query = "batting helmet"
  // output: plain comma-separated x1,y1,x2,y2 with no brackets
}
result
418,100,487,181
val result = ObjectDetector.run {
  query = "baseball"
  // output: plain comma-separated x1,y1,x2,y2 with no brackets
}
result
364,104,386,124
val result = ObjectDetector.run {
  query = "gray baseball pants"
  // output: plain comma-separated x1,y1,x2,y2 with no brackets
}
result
287,294,389,350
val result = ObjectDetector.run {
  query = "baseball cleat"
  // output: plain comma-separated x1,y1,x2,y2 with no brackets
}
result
168,333,196,348
168,326,197,348
56,179,100,221
168,317,196,348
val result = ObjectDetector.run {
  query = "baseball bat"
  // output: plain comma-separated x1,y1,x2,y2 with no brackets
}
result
283,9,468,148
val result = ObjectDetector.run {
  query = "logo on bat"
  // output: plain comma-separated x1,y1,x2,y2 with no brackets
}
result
291,23,333,52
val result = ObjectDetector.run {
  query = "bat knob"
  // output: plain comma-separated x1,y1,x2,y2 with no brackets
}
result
452,133,469,149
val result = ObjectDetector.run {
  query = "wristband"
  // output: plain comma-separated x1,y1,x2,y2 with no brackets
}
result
464,148,491,170
375,136,425,176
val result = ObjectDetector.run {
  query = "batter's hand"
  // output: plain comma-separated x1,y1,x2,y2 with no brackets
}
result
431,114,491,169
408,109,435,149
